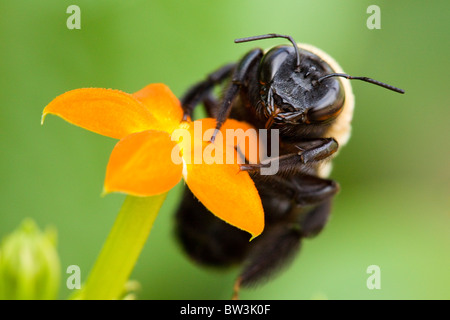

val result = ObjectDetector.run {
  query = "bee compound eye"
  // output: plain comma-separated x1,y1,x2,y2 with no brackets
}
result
307,81,345,123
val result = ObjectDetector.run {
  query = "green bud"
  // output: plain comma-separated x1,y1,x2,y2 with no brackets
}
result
0,219,60,300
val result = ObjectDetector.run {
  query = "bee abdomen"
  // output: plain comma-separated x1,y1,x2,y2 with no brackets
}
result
175,188,250,267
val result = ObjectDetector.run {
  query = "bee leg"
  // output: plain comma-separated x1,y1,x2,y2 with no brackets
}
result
235,196,334,289
212,49,263,138
291,175,339,206
250,173,339,207
300,199,333,238
231,276,242,300
180,63,236,120
241,138,339,175
296,138,339,164
238,224,303,287
202,93,220,118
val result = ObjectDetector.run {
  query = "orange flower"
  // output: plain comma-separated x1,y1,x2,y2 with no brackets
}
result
42,83,264,239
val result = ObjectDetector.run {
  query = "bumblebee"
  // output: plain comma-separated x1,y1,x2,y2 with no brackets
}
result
175,34,404,298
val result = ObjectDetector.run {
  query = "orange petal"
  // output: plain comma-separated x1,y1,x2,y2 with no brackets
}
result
132,83,183,133
184,161,264,240
182,118,259,166
213,118,260,164
220,118,256,132
104,130,183,196
180,118,264,239
42,88,163,139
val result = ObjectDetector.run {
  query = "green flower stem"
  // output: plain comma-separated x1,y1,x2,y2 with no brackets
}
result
77,193,167,300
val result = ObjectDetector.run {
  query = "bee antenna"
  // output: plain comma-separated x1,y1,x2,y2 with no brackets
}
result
318,73,405,94
235,33,301,71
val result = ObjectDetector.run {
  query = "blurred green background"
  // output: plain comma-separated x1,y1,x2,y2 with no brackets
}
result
1,0,448,300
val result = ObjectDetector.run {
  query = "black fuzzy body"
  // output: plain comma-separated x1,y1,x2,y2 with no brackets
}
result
176,44,346,287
